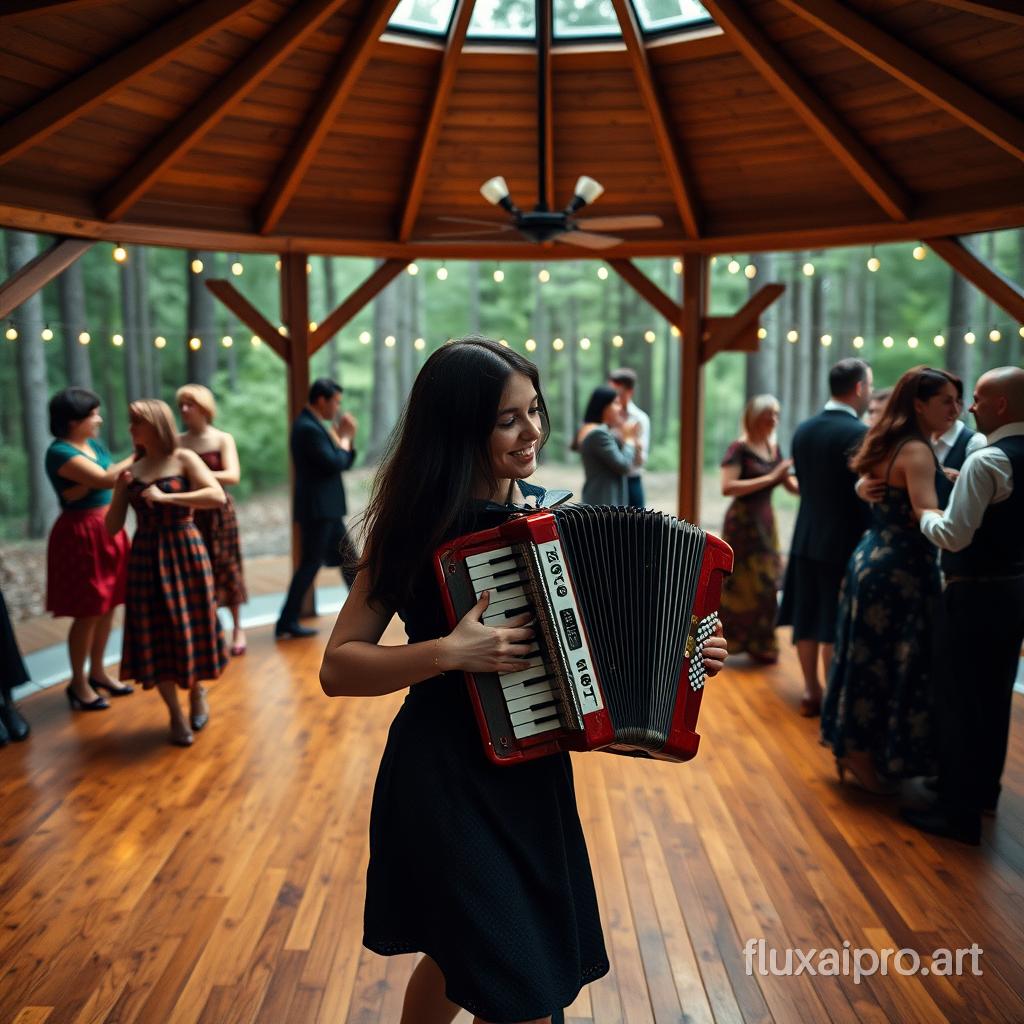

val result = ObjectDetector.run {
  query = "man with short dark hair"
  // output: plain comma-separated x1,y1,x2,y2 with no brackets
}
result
608,367,649,508
778,358,872,716
276,378,358,639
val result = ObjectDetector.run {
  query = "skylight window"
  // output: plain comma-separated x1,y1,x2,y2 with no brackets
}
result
631,0,710,33
389,0,457,35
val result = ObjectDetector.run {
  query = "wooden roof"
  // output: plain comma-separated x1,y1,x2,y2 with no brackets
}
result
0,0,1022,258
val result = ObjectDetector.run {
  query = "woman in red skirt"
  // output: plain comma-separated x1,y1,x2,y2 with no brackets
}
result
46,387,134,711
106,399,228,747
176,383,249,656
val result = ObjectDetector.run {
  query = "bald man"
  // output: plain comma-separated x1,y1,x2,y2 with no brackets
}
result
902,366,1024,845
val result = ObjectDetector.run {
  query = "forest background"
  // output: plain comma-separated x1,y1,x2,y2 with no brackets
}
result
1,226,1022,541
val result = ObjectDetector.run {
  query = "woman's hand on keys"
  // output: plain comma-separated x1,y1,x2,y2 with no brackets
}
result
438,590,535,674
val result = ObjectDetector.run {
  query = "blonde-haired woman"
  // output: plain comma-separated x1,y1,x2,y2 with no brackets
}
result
106,399,227,746
719,395,797,664
177,383,249,656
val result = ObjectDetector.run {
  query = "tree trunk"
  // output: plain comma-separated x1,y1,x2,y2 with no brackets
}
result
811,269,826,410
58,258,91,389
186,250,217,384
120,253,143,402
369,264,398,460
744,253,773,400
323,256,340,382
134,247,158,397
797,255,813,421
467,261,480,335
945,243,976,398
7,231,59,536
777,275,795,446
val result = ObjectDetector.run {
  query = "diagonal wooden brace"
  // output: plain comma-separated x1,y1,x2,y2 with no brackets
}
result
205,278,289,361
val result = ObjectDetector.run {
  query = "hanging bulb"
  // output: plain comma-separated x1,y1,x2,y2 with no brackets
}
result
189,336,202,350
852,335,865,349
913,245,927,261
191,258,203,274
407,263,419,276
231,260,244,276
882,335,894,348
222,335,234,348
112,333,124,347
672,260,682,275
112,244,127,263
41,326,54,341
525,338,537,352
155,335,167,349
727,259,740,274
493,265,504,283
436,264,448,281
597,266,608,280
907,336,919,348
384,335,396,347
612,334,623,348
359,330,371,344
786,329,798,343
552,337,564,351
964,331,976,345
802,262,815,277
580,337,591,350
78,331,90,345
644,330,656,343
414,337,426,350
538,268,550,283
933,335,945,347
744,264,757,279
5,325,17,341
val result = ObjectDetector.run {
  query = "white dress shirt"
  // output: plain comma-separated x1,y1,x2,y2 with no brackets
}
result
919,422,1024,552
626,400,650,479
823,398,860,418
931,419,987,465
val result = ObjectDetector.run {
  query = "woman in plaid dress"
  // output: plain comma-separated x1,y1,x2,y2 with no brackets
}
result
106,400,228,747
176,383,249,656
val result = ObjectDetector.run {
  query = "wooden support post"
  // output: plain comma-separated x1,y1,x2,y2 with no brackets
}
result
925,236,1024,323
702,284,786,362
0,237,93,319
281,254,315,617
680,254,708,524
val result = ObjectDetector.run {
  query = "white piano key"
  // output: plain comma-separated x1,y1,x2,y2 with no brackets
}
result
472,568,524,593
465,546,514,570
505,687,555,712
510,700,559,725
482,600,533,624
478,585,528,608
468,555,518,581
499,665,552,688
502,680,554,703
512,715,562,739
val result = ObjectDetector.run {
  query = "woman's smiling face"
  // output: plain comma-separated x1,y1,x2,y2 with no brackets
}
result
488,372,543,486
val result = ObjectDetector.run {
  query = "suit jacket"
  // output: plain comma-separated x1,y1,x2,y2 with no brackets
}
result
789,408,870,565
291,407,356,522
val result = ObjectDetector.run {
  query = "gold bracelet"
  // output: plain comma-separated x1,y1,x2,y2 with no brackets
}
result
433,637,442,672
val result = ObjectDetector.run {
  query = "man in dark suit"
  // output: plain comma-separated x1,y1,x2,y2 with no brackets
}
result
276,378,358,639
778,358,873,716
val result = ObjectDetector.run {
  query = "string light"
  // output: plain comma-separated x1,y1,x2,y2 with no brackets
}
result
277,325,287,336
155,335,167,349
306,262,312,274
964,331,976,345
231,260,244,276
989,329,1001,342
852,336,865,349
384,335,396,348
275,259,282,271
821,334,832,347
744,264,757,279
112,333,124,347
538,268,550,283
499,339,509,347
436,264,448,281
78,331,90,345
1019,326,1024,338
907,336,919,349
802,262,815,277
913,245,927,261
644,329,656,343
309,321,318,332
189,336,202,350
191,258,204,274
757,327,767,340
250,335,260,347
493,266,504,283
883,335,894,348
933,334,945,347
525,338,537,352
786,329,798,343
597,266,608,280
414,337,426,350
552,337,564,351
710,256,718,266
672,260,682,275
612,334,623,348
580,337,591,350
359,330,371,344
41,326,53,341
112,245,127,263
867,253,880,273
222,335,233,348
5,325,17,340
407,263,419,276
727,259,740,274
670,325,681,337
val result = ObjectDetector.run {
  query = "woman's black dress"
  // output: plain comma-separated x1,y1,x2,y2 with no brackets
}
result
362,485,609,1023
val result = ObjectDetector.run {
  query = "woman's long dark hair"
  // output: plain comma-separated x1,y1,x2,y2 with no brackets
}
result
850,365,953,476
582,385,619,424
359,337,550,611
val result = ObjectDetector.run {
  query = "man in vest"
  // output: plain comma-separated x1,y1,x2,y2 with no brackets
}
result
932,371,986,510
902,366,1024,845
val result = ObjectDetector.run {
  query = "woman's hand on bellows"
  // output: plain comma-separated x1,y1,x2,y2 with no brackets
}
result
702,623,728,677
438,590,535,674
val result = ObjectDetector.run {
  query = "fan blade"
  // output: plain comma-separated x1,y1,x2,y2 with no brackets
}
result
427,228,517,239
558,230,623,251
573,214,663,231
435,216,512,228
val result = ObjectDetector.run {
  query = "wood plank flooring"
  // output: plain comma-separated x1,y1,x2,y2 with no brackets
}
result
1,619,1022,1023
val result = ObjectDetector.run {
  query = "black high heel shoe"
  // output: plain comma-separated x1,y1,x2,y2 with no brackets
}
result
91,678,135,697
65,685,109,711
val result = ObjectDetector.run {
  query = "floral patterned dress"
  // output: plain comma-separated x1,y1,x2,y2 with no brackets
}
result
821,480,940,780
718,441,784,661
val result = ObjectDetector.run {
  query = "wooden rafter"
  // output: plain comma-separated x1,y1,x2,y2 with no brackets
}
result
310,259,409,355
205,279,289,361
702,284,786,361
100,0,349,222
398,0,478,242
607,258,684,329
539,0,555,211
700,0,911,222
258,0,403,235
0,0,111,21
0,237,93,320
775,0,1024,163
607,0,701,238
925,236,1024,323
679,254,707,523
923,0,1024,25
0,0,257,167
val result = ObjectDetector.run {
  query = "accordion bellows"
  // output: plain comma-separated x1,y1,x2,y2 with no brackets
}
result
435,505,734,765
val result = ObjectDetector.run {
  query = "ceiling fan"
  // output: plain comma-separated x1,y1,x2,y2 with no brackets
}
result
429,0,663,251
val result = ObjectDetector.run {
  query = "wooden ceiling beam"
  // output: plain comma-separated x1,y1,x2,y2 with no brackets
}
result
539,0,555,212
702,283,786,361
775,0,1024,163
258,0,403,235
0,0,112,22
608,0,701,238
700,0,911,222
0,236,93,320
607,258,684,328
925,236,1024,323
922,0,1024,25
99,0,349,223
397,0,478,242
205,278,289,362
309,258,408,355
0,0,258,167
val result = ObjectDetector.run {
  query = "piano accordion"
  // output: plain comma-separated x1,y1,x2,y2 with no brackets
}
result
434,505,733,766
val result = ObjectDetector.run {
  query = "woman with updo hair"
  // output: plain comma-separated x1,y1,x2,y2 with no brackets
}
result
574,385,641,506
106,399,227,746
177,383,249,656
45,387,133,711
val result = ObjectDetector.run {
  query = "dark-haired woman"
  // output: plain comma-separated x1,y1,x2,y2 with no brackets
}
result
45,387,133,710
320,338,728,1024
106,399,227,746
822,367,955,794
575,385,640,506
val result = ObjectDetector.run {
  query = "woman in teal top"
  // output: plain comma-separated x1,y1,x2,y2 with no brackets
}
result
45,387,134,711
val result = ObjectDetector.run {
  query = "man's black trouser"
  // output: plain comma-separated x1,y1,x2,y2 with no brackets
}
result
277,517,358,628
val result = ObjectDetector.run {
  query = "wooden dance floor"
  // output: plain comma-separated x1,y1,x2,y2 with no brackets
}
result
2,619,1022,1024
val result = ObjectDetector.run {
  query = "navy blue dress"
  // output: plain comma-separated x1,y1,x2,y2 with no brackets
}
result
362,484,609,1023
